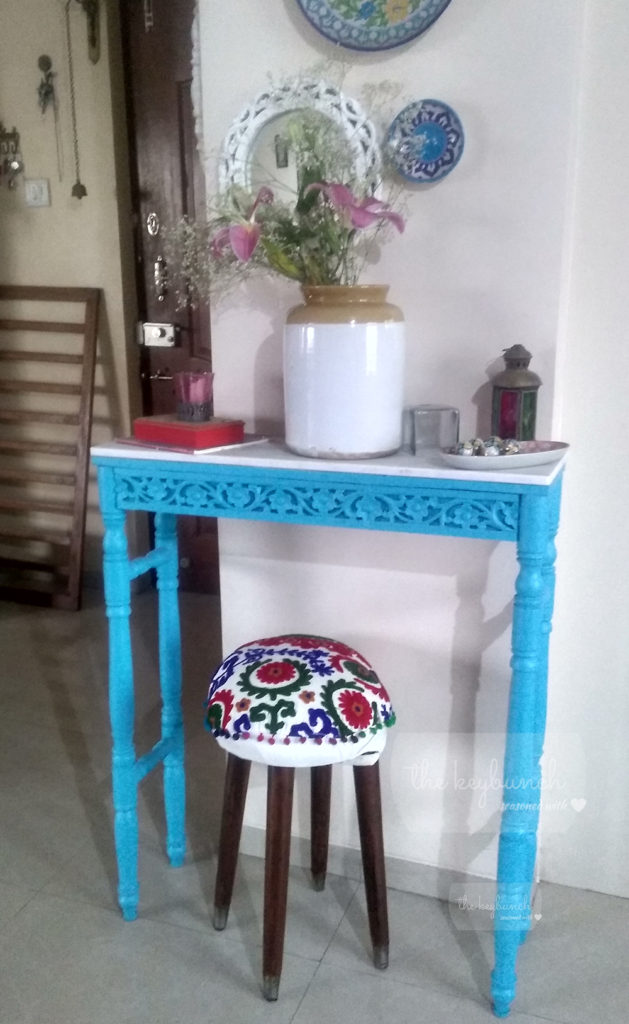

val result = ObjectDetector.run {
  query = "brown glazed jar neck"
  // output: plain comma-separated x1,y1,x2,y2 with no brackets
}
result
287,284,403,325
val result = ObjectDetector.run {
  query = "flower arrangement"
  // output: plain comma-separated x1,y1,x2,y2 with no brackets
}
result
170,107,405,302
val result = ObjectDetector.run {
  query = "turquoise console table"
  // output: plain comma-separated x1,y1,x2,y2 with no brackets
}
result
92,439,565,1018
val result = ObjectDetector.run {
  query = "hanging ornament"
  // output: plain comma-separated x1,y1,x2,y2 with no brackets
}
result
38,55,64,182
37,55,55,114
77,0,100,64
65,0,87,198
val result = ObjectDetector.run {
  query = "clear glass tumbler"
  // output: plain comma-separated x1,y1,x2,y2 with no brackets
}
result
411,404,460,452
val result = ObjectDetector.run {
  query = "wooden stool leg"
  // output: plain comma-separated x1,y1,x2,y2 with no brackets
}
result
213,753,251,930
310,764,332,891
263,766,295,1001
353,763,389,969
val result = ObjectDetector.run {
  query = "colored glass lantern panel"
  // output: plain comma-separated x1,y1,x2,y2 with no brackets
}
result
491,388,538,440
520,390,537,440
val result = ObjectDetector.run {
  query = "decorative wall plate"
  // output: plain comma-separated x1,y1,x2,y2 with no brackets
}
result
295,0,453,52
439,441,569,471
386,99,464,182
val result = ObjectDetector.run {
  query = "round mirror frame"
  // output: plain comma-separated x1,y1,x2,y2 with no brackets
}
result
218,79,381,192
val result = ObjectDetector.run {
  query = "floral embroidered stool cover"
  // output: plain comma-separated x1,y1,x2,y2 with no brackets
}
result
205,634,396,1000
205,633,396,766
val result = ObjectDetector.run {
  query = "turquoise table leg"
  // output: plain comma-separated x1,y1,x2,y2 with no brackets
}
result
492,489,551,1017
100,477,139,922
534,476,562,755
154,512,186,867
518,474,563,952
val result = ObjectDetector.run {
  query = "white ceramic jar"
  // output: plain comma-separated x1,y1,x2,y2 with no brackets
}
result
283,285,405,459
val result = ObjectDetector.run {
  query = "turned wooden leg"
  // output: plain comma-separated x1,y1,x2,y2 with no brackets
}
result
263,766,295,1001
213,753,251,930
353,763,389,969
310,764,332,891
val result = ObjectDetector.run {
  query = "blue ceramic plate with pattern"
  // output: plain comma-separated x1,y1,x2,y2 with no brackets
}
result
386,99,464,182
295,0,453,52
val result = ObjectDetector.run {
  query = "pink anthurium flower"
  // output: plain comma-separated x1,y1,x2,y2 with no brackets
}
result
209,186,273,263
305,182,405,233
228,222,261,262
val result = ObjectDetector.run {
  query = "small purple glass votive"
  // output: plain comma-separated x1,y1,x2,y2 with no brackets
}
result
175,370,214,422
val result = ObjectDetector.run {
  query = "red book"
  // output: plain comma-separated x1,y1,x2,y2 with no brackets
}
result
133,415,245,450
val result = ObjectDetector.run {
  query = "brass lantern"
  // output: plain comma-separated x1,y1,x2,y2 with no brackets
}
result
491,345,541,441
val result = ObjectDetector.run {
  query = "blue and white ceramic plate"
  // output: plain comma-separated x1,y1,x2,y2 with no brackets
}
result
294,0,453,52
386,99,464,182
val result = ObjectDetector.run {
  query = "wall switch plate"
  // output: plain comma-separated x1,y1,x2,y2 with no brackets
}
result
24,179,51,207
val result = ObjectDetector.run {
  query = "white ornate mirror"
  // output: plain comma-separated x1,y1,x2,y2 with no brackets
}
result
217,79,381,194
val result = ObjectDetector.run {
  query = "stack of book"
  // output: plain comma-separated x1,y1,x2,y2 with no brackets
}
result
129,414,247,454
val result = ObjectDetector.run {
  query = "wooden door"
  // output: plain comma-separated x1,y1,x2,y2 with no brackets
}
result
120,0,218,593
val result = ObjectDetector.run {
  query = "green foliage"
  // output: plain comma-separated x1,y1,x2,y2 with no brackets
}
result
259,238,302,280
168,106,402,301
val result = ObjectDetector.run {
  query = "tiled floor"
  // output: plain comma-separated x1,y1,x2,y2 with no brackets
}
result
0,591,626,1024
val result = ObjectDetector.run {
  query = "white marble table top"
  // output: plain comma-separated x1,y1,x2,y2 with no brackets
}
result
92,437,567,488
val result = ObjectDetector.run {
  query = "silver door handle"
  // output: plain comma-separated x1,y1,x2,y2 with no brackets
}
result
141,370,173,381
154,255,168,301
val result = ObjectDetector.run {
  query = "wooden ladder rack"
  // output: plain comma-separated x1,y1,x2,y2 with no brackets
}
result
0,285,100,610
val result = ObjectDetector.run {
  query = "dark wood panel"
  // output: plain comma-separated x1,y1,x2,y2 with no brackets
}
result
0,440,78,456
0,322,85,335
0,525,72,545
0,285,98,301
0,349,83,360
0,497,75,516
0,380,82,395
0,467,76,486
0,409,80,426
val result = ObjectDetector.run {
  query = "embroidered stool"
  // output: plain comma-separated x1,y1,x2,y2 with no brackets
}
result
205,634,396,1001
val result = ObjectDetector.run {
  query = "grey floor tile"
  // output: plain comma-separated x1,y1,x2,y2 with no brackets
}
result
0,783,100,891
38,717,228,916
44,835,357,965
0,700,117,893
0,716,111,817
324,881,629,1023
0,892,318,1024
509,882,629,1024
35,755,220,917
292,962,553,1024
206,854,359,962
323,884,495,1004
0,881,36,933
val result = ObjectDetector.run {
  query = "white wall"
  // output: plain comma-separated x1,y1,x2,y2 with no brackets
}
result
197,0,629,894
542,0,629,896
